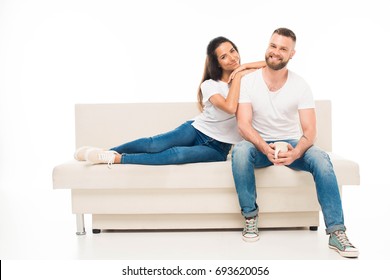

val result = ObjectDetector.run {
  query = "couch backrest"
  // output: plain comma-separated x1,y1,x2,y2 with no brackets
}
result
75,100,332,152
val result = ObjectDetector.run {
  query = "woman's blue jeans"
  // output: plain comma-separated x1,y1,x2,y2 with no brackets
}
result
231,139,346,234
110,121,232,165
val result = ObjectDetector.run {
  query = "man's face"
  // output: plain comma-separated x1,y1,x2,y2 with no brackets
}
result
265,33,296,71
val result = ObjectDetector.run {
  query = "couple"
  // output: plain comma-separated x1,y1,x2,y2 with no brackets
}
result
74,28,358,258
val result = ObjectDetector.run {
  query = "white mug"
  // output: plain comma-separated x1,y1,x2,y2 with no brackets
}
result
274,141,289,159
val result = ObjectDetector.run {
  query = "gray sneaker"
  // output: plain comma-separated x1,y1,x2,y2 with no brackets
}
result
242,216,259,242
328,230,359,258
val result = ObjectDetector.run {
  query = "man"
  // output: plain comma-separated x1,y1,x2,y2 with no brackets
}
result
232,28,359,258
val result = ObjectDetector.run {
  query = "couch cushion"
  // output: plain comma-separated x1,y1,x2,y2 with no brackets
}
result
52,153,359,190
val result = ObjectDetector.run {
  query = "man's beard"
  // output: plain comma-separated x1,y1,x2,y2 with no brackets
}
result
266,56,289,71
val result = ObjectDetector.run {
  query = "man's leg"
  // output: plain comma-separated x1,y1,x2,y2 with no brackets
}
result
288,144,359,257
232,140,272,241
288,144,345,232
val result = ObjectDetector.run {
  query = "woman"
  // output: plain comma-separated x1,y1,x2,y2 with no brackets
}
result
74,36,265,166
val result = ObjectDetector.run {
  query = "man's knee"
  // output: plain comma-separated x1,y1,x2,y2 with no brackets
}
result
232,141,256,163
305,146,334,170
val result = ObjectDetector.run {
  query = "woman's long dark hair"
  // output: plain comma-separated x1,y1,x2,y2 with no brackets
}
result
197,36,239,111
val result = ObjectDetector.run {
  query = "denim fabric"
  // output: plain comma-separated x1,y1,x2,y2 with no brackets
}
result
110,121,231,165
231,139,346,234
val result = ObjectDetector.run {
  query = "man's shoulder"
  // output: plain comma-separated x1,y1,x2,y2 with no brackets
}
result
242,68,262,84
288,70,310,87
288,69,304,80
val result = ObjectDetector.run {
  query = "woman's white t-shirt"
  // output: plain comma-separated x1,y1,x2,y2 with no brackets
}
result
192,79,243,144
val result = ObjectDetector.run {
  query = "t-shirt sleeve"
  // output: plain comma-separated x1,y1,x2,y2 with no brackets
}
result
200,80,221,102
298,83,315,109
238,74,251,103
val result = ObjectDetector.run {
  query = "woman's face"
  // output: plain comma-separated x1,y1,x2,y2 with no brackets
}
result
215,42,240,72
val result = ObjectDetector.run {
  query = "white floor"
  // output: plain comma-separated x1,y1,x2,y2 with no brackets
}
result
0,181,388,260
1,172,390,279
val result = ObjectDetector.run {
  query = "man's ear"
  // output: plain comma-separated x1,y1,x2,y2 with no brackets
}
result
290,50,296,59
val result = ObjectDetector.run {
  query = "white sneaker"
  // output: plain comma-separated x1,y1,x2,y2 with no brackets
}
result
85,149,119,167
74,146,101,161
242,216,260,242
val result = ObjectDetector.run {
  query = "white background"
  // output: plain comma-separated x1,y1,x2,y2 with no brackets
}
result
1,0,389,186
1,0,389,277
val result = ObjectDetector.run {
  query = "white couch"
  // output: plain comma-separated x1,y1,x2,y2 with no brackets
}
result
52,101,360,235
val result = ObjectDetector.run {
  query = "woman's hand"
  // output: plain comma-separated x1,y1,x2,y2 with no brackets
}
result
228,65,247,83
228,61,266,83
228,68,256,84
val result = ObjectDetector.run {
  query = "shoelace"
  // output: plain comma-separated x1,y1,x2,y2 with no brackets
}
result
244,217,258,233
334,231,354,248
98,152,115,168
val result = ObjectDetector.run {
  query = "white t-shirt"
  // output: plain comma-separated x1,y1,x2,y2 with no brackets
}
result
192,79,243,144
239,69,315,141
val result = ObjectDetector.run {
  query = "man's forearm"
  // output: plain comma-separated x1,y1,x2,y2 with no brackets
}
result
238,125,268,154
294,131,316,158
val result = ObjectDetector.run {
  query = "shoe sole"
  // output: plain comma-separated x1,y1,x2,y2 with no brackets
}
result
242,235,260,242
328,245,359,258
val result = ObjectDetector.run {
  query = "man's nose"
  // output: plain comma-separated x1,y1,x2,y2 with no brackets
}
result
272,49,281,56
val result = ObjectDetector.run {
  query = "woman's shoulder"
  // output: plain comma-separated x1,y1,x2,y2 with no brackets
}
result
201,79,229,89
201,79,219,86
200,79,222,92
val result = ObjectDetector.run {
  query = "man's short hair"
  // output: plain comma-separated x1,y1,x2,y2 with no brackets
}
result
273,28,296,43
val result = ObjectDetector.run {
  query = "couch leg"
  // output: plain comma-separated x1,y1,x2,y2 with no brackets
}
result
92,229,101,234
309,226,318,231
76,214,86,235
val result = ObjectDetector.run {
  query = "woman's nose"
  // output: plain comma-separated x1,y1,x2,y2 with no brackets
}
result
228,54,236,61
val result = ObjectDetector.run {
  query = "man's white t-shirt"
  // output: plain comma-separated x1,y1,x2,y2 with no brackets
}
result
192,79,243,144
239,69,315,141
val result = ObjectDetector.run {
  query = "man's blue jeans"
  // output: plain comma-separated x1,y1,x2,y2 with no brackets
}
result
231,139,346,234
110,121,232,165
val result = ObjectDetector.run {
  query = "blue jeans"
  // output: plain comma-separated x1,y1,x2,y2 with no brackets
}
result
231,139,346,234
110,121,232,165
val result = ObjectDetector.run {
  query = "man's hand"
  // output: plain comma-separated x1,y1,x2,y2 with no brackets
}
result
268,143,296,166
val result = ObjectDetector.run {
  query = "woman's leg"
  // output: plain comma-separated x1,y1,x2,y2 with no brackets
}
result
120,144,227,165
110,121,197,154
88,121,231,165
